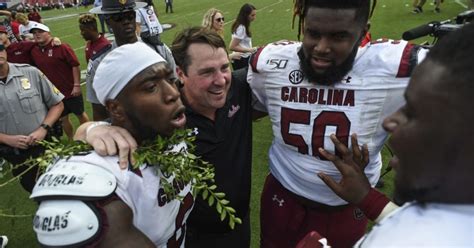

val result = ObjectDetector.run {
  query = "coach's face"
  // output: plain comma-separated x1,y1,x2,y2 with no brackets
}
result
177,43,231,120
113,62,186,141
383,60,457,203
301,7,367,84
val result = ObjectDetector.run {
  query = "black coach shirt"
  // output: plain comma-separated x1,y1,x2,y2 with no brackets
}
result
184,68,253,233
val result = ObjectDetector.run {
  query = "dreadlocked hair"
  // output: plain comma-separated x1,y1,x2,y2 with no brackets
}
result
292,0,377,40
79,14,98,30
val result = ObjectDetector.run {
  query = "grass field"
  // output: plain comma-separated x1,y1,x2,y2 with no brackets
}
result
0,0,469,247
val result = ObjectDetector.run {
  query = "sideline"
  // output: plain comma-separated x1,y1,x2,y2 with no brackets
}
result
454,0,469,8
43,13,79,22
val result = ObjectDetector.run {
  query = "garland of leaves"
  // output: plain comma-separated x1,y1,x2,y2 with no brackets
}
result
0,129,241,229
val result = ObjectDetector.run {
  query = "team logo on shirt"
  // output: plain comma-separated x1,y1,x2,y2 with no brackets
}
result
228,105,240,118
353,208,365,220
48,49,53,57
288,70,304,85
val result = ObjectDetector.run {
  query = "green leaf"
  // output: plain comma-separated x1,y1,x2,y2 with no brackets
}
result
214,192,225,198
235,217,242,224
220,208,227,221
202,189,208,200
216,202,222,213
208,195,215,206
229,218,235,229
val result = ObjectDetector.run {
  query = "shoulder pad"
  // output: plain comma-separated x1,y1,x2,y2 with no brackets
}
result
33,200,101,247
90,44,112,61
30,159,117,201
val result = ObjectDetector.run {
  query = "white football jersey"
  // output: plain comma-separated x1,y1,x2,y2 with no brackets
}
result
356,203,474,247
65,151,193,247
248,40,427,205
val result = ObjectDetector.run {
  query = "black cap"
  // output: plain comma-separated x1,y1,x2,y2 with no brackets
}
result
89,0,146,14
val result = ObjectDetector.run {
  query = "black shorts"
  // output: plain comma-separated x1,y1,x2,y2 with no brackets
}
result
61,95,85,117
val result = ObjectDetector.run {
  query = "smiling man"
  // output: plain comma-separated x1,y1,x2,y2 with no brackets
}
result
247,0,428,247
31,42,192,247
75,27,255,247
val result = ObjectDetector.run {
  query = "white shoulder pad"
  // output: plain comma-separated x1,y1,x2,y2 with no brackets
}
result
33,200,101,247
30,159,117,201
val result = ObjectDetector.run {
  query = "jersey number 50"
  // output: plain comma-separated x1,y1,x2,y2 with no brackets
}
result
280,107,351,160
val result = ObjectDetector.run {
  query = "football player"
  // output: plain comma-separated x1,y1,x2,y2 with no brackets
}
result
247,0,428,247
308,22,474,247
30,42,192,247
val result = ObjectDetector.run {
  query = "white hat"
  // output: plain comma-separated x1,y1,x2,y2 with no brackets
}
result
29,23,50,33
94,42,166,105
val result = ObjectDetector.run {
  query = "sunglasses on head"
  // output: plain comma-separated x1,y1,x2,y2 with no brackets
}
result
215,17,225,22
105,11,136,22
0,44,4,52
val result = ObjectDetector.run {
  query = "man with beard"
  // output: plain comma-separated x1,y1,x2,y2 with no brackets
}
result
247,0,428,247
87,0,176,121
30,42,192,247
306,22,474,247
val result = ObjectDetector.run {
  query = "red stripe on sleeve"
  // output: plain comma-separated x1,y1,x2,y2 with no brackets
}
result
396,43,415,78
357,188,390,221
250,46,265,73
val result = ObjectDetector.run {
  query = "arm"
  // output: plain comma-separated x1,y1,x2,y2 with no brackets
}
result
74,121,137,169
229,37,256,54
0,133,31,149
97,200,155,248
70,66,81,97
28,101,64,145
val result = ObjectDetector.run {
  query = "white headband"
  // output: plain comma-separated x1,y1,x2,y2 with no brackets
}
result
94,42,166,105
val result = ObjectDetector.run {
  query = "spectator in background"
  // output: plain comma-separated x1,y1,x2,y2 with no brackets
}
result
229,3,257,70
202,8,242,62
136,0,163,46
9,11,21,41
27,7,43,23
0,25,34,64
0,10,21,42
16,13,39,41
412,0,443,13
30,23,90,139
0,39,64,193
93,0,111,34
165,0,173,13
1,25,64,64
78,13,111,63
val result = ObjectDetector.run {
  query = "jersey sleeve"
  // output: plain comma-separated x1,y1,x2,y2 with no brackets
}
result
247,46,268,112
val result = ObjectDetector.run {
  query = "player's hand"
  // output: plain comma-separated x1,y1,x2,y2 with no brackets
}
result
86,125,137,169
4,135,32,149
28,127,48,145
318,133,371,204
71,85,81,97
